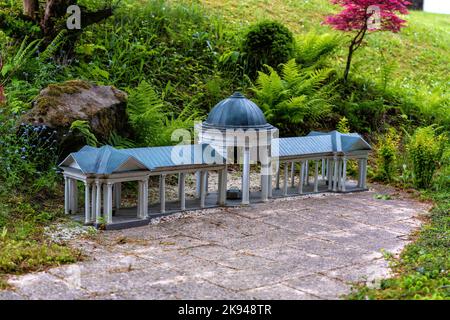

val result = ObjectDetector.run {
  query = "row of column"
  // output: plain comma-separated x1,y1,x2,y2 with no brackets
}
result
274,157,368,195
65,168,228,225
64,177,146,225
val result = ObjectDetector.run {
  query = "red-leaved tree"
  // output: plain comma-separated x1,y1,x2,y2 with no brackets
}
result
324,0,410,82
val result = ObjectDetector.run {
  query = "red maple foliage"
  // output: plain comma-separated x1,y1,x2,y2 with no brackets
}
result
323,0,410,81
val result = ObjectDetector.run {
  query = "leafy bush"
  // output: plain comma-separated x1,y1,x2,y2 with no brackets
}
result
374,128,400,183
253,59,336,136
336,116,350,133
241,20,294,79
406,126,447,189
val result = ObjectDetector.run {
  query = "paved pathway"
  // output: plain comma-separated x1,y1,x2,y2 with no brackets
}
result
0,186,431,300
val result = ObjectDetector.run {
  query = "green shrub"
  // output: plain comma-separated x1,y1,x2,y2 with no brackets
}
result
432,147,450,192
241,20,294,79
336,116,350,133
374,128,400,183
253,59,336,136
407,126,447,189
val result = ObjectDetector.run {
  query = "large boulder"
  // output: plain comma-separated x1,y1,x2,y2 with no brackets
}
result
22,80,131,157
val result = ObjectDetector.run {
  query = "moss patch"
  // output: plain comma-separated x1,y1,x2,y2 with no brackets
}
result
45,80,92,97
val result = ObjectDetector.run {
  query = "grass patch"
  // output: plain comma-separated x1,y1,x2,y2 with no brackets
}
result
348,190,450,300
0,194,81,287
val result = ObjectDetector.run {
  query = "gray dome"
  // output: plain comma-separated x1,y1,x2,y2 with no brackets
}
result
204,92,273,130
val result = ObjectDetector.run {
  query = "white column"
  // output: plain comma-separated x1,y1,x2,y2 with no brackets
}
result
321,159,326,179
218,168,227,206
200,170,207,208
143,179,149,218
268,150,273,198
205,171,209,195
91,182,96,222
290,161,295,187
105,183,113,224
160,174,166,213
64,177,70,214
242,147,250,205
362,159,368,189
114,183,121,211
304,160,309,186
84,182,91,224
137,180,142,218
357,159,363,188
179,172,186,210
298,161,305,194
283,162,288,196
95,181,102,224
275,161,280,190
332,157,339,192
71,179,78,214
337,158,343,192
314,160,319,193
341,158,347,192
195,170,201,199
261,147,269,202
327,159,333,191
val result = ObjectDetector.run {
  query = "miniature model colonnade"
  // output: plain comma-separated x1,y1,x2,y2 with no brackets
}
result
59,93,370,228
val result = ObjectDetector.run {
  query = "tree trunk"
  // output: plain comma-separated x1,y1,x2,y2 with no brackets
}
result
41,0,72,38
23,0,39,20
343,44,354,83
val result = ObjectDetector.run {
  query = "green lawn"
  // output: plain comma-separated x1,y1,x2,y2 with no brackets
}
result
195,0,450,92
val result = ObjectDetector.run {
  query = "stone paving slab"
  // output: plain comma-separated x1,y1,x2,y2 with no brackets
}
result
0,185,432,300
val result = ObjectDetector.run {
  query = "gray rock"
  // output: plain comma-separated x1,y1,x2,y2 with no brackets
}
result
21,80,130,156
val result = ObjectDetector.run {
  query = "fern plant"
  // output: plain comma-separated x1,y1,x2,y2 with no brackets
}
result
127,81,201,147
106,132,136,149
38,30,67,63
70,120,98,147
295,32,341,67
0,37,41,85
252,59,336,135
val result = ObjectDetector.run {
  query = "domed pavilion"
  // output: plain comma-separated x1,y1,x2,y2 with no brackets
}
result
195,92,279,205
59,92,371,229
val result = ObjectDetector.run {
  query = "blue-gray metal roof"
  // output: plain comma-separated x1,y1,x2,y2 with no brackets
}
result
203,92,274,130
275,131,371,158
274,135,333,157
60,144,224,175
122,144,223,170
69,145,140,174
60,131,370,175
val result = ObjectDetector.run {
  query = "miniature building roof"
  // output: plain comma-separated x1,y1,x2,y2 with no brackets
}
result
60,131,371,175
275,131,371,158
203,92,274,130
59,144,224,175
307,131,371,153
